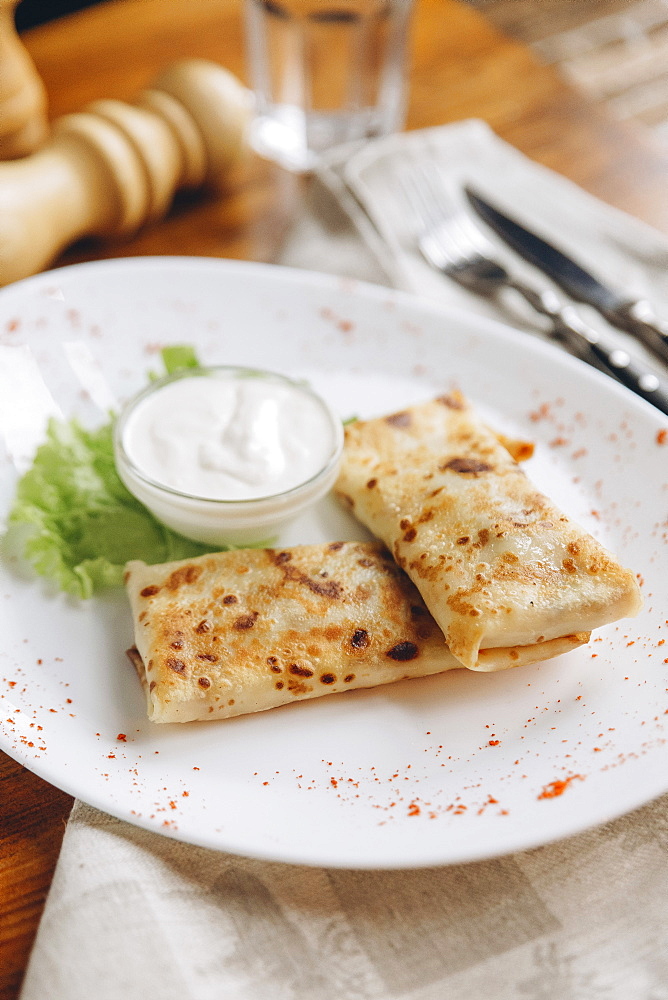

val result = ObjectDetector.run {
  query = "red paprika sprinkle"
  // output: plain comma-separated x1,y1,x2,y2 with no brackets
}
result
538,774,584,799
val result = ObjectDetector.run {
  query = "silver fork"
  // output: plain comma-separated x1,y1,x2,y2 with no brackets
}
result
399,164,668,415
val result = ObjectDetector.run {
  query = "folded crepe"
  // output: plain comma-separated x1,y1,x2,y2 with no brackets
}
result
124,541,588,723
335,392,642,669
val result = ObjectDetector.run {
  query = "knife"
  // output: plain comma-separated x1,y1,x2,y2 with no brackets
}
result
465,186,668,366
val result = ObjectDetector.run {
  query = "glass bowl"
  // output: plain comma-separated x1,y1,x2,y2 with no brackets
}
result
113,365,344,546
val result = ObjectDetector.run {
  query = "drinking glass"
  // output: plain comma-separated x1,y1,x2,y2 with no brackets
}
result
244,0,415,171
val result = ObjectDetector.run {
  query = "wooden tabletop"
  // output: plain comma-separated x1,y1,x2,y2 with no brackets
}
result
2,0,668,995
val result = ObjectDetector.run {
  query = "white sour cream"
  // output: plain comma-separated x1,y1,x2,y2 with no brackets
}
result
114,367,343,545
122,372,337,499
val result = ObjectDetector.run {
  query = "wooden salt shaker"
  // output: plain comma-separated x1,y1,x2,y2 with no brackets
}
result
0,0,48,158
0,58,253,286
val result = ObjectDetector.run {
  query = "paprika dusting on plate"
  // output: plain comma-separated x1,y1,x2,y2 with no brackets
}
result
538,774,585,799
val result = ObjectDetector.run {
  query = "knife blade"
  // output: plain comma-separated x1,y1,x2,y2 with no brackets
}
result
465,186,668,366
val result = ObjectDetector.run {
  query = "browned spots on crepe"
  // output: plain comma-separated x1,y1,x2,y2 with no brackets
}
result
166,564,203,591
167,657,187,675
386,641,419,661
288,664,314,678
350,628,370,649
385,411,412,428
441,457,492,475
270,548,344,600
233,612,259,630
436,392,465,410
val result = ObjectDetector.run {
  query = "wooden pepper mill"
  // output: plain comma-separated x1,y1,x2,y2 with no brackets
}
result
0,0,48,158
0,58,253,286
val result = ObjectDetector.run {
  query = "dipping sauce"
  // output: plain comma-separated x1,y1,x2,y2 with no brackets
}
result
114,366,343,546
121,370,337,499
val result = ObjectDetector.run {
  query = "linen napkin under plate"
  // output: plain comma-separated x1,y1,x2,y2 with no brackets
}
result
279,119,668,355
19,120,668,1000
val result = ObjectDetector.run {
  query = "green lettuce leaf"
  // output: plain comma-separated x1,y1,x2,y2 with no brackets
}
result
149,344,201,380
5,345,217,599
7,419,215,599
161,344,200,373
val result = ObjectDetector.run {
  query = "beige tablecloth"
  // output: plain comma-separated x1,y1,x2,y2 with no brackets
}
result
19,120,668,1000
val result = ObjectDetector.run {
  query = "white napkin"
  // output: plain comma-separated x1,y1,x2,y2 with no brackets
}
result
279,119,668,355
19,120,668,1000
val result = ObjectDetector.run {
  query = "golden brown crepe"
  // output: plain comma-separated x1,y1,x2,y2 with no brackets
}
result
335,392,642,669
124,542,588,723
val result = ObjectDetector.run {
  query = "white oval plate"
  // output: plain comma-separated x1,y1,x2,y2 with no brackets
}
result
1,257,666,869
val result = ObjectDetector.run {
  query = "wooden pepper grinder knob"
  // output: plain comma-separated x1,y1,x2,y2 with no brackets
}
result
0,58,253,286
0,0,49,158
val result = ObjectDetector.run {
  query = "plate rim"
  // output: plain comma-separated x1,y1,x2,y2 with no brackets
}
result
3,253,665,423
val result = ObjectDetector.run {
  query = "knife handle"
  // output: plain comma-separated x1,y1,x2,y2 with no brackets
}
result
508,280,668,416
583,338,668,415
608,300,668,367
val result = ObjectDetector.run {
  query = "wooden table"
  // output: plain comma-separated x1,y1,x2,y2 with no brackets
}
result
2,0,668,996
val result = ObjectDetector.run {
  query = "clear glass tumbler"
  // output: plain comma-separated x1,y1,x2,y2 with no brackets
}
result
244,0,415,171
